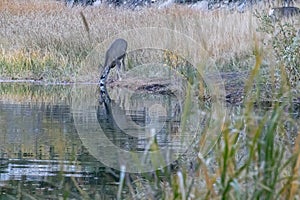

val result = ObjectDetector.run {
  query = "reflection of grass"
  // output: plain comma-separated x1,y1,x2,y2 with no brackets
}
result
0,83,72,104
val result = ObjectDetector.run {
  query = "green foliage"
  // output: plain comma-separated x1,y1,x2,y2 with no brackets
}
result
122,40,300,199
256,11,300,88
0,49,78,82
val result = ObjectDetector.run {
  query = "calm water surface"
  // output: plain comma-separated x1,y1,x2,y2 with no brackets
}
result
0,82,208,199
0,83,118,199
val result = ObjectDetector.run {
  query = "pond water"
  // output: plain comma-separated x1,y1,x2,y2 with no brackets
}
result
0,81,213,199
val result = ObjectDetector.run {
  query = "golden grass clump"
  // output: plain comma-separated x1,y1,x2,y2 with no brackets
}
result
0,0,64,15
0,48,70,81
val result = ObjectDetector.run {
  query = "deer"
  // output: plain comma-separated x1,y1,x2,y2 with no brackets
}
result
269,6,300,20
99,38,128,103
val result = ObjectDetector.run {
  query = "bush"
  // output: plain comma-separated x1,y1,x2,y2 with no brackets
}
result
256,11,300,89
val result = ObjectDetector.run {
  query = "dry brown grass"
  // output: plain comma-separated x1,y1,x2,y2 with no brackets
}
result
0,0,256,57
0,0,63,14
0,0,264,81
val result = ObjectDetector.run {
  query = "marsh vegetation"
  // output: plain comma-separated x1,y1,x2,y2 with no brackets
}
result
0,0,300,199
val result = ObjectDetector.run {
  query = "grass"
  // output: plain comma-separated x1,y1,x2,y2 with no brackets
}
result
0,0,258,82
0,0,300,199
120,47,300,199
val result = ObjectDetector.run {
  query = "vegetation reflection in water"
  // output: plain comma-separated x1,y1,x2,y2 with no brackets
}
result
0,81,209,199
1,76,299,199
0,83,115,199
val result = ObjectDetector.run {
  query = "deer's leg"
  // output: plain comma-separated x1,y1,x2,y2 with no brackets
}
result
121,55,125,72
118,54,126,81
115,59,122,81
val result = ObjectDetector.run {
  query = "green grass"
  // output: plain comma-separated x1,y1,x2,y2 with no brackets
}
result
120,47,300,199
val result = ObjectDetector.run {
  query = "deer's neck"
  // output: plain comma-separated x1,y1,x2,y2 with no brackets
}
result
100,65,111,86
99,65,112,102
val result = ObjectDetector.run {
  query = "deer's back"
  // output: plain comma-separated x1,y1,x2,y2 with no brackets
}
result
271,6,300,18
104,39,127,67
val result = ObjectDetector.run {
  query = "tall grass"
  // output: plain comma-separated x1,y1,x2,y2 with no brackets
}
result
121,46,300,200
0,0,259,82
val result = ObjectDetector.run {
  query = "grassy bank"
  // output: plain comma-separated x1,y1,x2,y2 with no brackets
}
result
0,0,259,82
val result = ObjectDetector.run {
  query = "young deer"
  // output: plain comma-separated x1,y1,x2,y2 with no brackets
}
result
269,6,300,20
99,38,127,103
100,38,127,83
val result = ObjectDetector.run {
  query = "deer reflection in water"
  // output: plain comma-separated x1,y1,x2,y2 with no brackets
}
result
97,38,182,153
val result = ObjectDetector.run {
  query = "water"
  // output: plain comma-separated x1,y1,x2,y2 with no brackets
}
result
0,83,116,198
1,78,298,198
0,82,211,199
